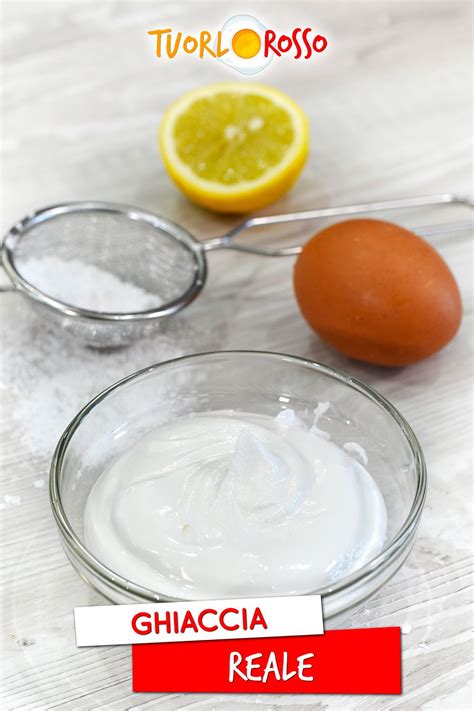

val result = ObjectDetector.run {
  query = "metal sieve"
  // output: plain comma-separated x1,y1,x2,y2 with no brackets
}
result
1,194,472,348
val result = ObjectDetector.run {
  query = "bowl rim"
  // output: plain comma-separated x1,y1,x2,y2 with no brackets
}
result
50,349,427,602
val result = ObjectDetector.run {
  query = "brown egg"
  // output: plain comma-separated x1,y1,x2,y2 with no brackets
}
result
293,218,462,366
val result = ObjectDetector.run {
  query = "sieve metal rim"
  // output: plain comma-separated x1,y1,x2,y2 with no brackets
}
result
1,201,208,322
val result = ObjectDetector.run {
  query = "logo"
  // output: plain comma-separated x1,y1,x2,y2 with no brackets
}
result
147,14,328,74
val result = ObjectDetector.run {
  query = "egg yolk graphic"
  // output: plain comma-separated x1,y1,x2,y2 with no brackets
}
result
232,29,261,58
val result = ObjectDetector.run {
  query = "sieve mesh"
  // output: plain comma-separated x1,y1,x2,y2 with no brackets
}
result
14,211,198,308
4,206,205,348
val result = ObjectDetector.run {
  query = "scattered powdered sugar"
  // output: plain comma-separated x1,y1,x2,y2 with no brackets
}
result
19,256,161,313
1,292,214,459
3,494,22,507
33,479,46,489
0,252,310,463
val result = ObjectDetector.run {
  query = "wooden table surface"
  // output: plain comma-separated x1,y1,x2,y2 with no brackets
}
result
1,1,472,709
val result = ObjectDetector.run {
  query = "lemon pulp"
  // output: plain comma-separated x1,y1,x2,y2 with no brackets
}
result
174,93,294,185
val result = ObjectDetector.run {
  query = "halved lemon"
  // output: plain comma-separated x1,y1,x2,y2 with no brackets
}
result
159,83,309,213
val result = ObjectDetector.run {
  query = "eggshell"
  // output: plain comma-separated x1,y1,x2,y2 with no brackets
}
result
293,219,462,366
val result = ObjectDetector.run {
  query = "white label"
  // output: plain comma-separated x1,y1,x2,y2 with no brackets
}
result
74,595,323,646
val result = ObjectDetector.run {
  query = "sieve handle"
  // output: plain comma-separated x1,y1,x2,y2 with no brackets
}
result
202,193,473,256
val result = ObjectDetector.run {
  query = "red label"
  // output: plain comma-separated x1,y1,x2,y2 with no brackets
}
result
133,627,401,694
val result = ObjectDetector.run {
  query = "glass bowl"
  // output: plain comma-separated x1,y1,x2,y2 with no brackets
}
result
50,351,426,618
